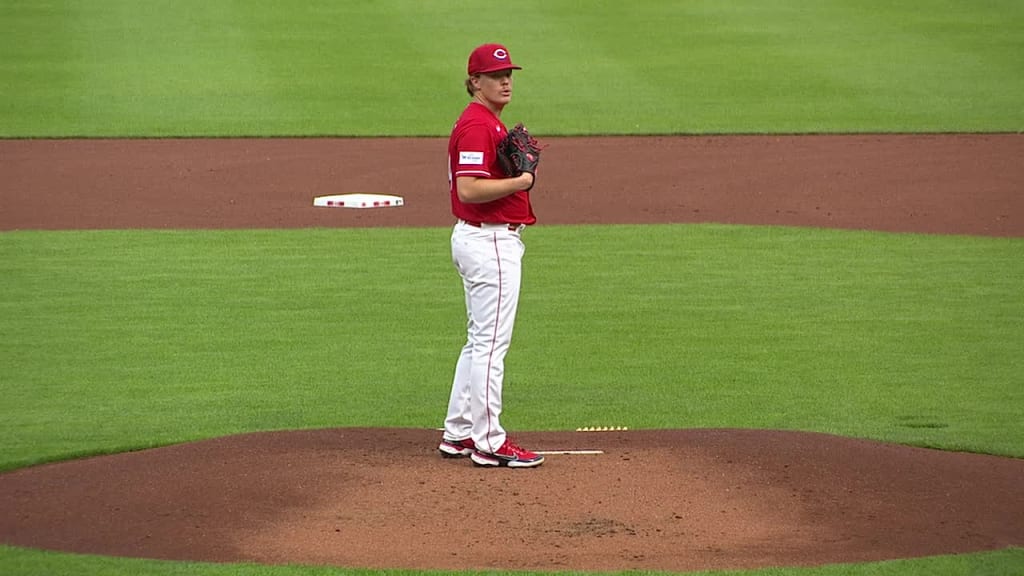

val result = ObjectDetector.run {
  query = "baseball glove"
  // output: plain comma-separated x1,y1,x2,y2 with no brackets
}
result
498,123,543,190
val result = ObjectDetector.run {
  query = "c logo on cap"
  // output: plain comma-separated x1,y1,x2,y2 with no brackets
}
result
492,48,509,60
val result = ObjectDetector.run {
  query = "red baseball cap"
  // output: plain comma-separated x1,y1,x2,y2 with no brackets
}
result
467,43,522,75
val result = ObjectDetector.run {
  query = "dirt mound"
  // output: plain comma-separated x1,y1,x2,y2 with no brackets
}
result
1,428,1022,572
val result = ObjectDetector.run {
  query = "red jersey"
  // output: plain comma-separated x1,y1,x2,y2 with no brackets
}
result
448,102,536,225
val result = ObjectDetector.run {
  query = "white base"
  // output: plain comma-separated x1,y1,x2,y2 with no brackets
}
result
313,193,404,208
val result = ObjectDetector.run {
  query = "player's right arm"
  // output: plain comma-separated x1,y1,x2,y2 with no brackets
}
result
456,174,534,204
451,118,533,204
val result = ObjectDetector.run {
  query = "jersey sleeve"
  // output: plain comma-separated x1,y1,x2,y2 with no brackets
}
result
452,122,497,179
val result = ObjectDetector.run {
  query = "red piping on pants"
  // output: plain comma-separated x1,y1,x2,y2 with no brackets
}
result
484,231,502,454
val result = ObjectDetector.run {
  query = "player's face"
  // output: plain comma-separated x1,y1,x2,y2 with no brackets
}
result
475,70,514,107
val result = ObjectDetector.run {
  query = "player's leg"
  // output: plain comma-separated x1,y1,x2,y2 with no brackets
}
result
464,232,523,455
440,229,477,456
466,232,543,467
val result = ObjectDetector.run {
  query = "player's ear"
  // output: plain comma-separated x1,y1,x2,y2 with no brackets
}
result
465,76,476,96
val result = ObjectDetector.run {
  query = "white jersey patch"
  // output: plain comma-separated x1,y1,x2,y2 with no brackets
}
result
459,151,484,165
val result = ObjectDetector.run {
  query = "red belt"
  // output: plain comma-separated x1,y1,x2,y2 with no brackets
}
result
463,221,522,231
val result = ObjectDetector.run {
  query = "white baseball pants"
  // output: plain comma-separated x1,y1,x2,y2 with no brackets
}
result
443,220,525,454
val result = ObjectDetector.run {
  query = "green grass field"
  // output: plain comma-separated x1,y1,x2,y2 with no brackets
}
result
5,226,1021,471
1,1,1023,575
1,0,1022,137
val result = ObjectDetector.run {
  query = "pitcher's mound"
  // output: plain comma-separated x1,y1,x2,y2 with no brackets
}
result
1,428,1022,572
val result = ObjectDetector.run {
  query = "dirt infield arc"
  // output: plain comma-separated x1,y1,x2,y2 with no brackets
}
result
2,134,1022,235
1,134,1023,572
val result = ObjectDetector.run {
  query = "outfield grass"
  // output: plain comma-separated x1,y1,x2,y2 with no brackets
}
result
1,0,1022,137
